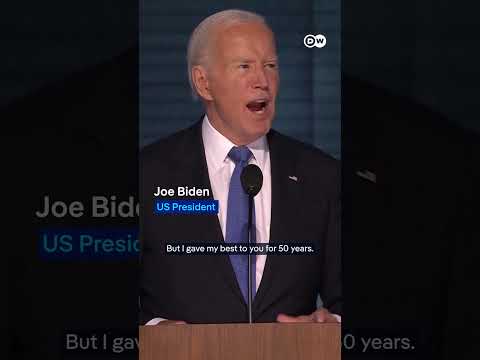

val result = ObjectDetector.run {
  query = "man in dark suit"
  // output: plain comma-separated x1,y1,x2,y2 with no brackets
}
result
139,9,341,325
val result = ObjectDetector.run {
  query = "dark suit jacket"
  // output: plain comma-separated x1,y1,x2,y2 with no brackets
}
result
139,120,341,324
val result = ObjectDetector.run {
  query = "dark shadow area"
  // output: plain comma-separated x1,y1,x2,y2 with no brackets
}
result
342,76,480,359
5,49,139,360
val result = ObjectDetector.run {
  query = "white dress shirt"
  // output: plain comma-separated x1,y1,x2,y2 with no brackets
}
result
202,114,272,290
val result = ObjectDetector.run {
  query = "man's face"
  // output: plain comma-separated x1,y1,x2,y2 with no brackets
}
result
201,22,279,145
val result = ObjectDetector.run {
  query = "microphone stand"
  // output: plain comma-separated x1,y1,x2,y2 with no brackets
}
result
247,195,253,324
241,163,263,324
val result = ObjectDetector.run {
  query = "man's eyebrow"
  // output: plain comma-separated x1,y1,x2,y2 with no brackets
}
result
229,57,278,63
229,58,255,63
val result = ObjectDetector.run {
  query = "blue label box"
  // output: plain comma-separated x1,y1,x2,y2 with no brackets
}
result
154,199,219,214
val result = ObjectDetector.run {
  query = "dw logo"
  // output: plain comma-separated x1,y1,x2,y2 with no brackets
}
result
304,34,327,48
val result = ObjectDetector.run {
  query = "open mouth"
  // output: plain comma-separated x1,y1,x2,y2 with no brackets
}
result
246,99,269,114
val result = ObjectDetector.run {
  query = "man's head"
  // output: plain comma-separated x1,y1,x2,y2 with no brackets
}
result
187,10,279,145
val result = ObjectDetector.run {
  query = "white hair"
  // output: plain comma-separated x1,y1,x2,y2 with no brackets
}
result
187,9,269,100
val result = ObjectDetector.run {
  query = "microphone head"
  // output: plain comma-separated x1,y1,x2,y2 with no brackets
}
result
241,164,263,197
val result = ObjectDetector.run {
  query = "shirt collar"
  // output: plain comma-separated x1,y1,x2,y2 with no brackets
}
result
202,114,268,172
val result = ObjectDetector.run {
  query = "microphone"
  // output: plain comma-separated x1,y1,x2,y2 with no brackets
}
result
240,164,263,324
241,164,263,196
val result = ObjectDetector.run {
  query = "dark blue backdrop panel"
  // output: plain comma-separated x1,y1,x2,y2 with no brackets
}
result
140,0,341,158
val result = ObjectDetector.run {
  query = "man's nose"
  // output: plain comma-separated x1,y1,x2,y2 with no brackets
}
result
252,67,269,90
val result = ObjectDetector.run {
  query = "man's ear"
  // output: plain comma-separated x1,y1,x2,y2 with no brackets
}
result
191,65,214,101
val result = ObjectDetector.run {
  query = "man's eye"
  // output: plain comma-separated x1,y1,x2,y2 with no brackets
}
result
239,64,250,69
265,63,277,69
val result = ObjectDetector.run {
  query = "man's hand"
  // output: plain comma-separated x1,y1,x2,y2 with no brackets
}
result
276,308,340,323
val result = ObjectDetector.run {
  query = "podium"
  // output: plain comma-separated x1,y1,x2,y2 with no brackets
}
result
140,323,340,360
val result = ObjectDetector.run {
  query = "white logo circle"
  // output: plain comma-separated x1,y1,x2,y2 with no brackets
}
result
304,34,316,48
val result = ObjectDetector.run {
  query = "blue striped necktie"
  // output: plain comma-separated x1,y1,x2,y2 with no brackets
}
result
225,146,256,302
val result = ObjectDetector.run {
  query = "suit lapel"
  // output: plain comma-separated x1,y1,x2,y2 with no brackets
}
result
253,130,301,317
